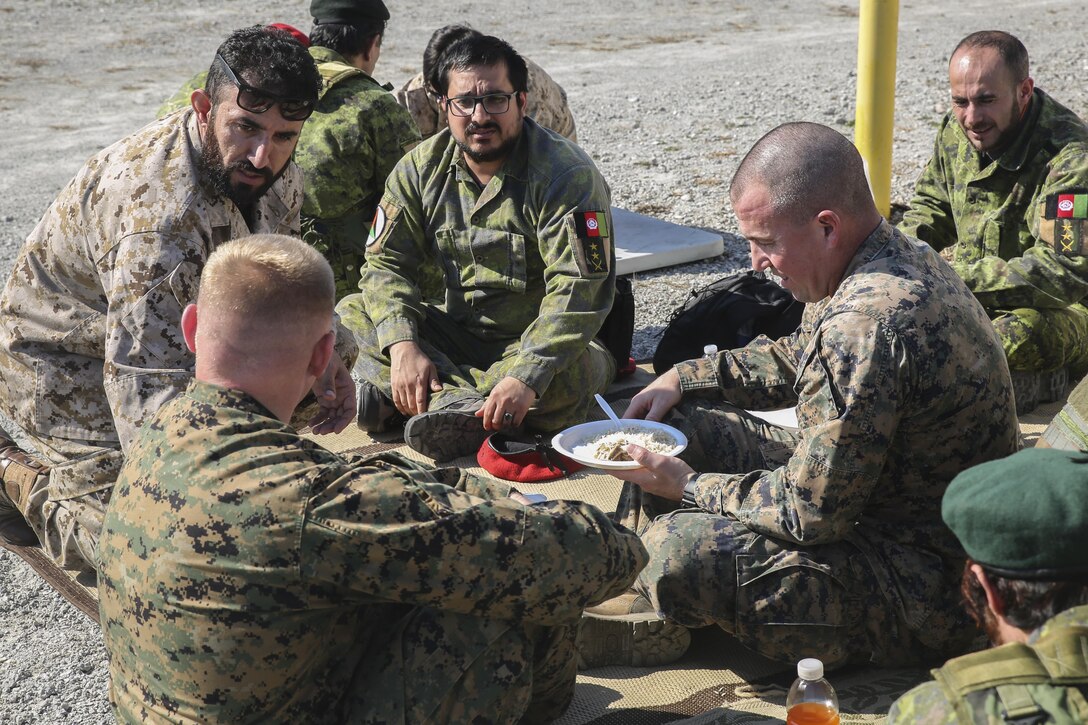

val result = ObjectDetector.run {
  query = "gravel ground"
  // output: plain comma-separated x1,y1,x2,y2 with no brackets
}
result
1,1,1086,721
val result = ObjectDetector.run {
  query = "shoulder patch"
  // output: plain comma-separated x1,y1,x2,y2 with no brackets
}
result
566,210,612,277
366,200,401,251
1044,192,1088,220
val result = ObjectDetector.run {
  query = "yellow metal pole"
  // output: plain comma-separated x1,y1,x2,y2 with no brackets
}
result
854,0,900,219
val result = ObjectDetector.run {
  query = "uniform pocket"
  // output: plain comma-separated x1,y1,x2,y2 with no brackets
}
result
735,550,851,666
435,228,527,293
794,342,843,430
34,355,119,443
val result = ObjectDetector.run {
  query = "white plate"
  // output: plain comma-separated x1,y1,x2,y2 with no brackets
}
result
551,419,688,471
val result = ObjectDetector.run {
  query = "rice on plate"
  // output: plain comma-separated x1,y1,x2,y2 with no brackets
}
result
552,419,688,471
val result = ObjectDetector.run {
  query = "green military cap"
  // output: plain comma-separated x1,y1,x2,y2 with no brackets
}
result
310,0,390,24
942,448,1088,579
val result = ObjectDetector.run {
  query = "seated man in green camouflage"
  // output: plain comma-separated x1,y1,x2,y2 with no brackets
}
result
339,33,616,461
97,234,647,724
159,0,421,299
888,448,1088,723
900,30,1088,414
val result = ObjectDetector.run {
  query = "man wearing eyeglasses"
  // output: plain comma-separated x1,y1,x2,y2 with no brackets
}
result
0,26,357,575
339,33,616,461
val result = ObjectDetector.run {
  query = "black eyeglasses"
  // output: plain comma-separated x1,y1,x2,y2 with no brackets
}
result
213,54,315,121
444,92,517,118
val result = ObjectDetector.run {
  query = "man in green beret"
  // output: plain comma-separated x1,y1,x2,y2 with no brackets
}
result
888,448,1088,723
159,0,421,300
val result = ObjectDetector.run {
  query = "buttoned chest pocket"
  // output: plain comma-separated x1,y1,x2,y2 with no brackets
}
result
794,344,844,430
435,228,527,293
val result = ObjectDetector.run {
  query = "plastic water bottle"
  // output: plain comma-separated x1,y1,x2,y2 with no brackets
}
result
703,343,718,361
785,658,839,725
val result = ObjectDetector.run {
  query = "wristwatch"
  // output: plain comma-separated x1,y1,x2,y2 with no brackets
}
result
680,476,700,508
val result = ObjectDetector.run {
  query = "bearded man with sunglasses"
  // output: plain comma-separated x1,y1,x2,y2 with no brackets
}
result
339,33,616,461
0,26,358,575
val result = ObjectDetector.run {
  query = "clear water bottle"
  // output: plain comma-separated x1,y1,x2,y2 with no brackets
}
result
785,658,839,725
703,343,718,361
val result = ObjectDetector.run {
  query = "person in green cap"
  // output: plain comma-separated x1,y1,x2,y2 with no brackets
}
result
888,447,1088,723
159,1,421,299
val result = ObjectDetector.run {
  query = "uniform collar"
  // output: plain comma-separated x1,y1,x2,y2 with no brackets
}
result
185,378,280,421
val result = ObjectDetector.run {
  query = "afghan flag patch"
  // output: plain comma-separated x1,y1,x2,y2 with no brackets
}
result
1044,192,1088,220
573,210,610,239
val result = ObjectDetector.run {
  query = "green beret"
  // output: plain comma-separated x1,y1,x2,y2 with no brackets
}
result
942,448,1088,578
310,0,389,24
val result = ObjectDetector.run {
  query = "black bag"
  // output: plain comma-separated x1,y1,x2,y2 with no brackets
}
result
597,275,635,374
651,270,804,374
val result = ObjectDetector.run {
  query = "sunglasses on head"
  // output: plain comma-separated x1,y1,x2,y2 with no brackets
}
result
213,54,315,121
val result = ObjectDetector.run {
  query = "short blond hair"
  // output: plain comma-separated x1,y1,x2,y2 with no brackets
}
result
198,234,334,334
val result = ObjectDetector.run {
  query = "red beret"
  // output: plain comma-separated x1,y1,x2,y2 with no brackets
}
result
477,433,584,482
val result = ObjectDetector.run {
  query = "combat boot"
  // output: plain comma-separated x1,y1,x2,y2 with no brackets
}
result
0,433,45,547
1011,367,1070,416
356,380,404,433
576,590,692,670
403,399,489,461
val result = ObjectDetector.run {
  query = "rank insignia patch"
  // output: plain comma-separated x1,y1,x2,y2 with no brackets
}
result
573,210,610,239
1044,192,1088,220
568,210,612,277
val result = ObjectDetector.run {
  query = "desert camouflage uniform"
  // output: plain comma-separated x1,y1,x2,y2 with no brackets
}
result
900,89,1088,374
97,380,646,724
394,57,578,142
0,110,304,572
887,605,1088,723
616,221,1021,667
338,118,615,432
296,46,420,299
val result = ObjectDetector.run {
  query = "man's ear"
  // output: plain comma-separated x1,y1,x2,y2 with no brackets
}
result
191,89,212,130
816,209,841,245
516,91,528,111
181,304,199,353
971,563,1005,617
308,331,336,379
1017,76,1035,111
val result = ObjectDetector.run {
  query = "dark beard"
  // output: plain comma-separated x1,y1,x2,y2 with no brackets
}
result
197,119,284,210
455,121,519,163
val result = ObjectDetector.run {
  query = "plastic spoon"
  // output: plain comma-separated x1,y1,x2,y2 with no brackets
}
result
594,393,622,431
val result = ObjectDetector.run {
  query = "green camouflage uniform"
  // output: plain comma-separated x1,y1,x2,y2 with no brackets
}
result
158,47,421,299
887,605,1088,723
394,57,578,142
0,110,305,573
296,46,420,299
97,380,646,724
900,89,1088,374
1040,372,1088,450
156,71,205,118
616,221,1021,667
338,118,615,432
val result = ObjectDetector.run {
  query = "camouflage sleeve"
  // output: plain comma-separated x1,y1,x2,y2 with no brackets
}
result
302,464,648,623
899,119,959,252
674,302,819,409
886,681,960,724
684,311,909,544
299,93,421,222
359,156,432,351
157,70,207,119
100,231,202,451
394,75,442,140
955,146,1088,310
485,166,615,395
